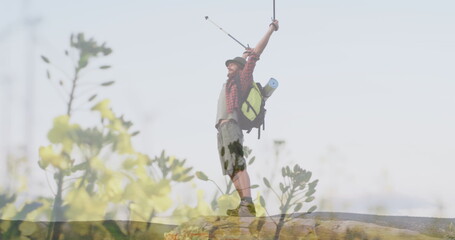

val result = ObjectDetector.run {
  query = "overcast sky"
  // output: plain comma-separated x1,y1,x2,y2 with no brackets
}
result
1,0,454,218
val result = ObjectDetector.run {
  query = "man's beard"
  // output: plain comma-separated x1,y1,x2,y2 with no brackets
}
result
227,71,239,79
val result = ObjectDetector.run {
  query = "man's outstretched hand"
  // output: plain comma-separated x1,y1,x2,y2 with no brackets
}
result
270,19,279,31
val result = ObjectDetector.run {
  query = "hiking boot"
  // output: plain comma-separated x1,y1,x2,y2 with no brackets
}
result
226,201,256,217
226,204,241,216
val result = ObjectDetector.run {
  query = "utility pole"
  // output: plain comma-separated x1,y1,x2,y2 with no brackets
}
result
0,75,13,187
0,19,16,189
23,0,41,173
0,0,41,190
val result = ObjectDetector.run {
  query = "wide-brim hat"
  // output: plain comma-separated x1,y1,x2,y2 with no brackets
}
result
225,57,246,69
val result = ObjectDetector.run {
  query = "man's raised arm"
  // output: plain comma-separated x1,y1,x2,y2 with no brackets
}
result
252,20,279,56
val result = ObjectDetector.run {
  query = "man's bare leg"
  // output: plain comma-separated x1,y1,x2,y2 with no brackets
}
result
227,169,256,216
231,170,251,198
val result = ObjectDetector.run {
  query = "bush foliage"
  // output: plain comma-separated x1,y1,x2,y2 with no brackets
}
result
0,33,319,240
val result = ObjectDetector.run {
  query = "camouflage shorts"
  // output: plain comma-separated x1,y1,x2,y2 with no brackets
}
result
217,121,246,176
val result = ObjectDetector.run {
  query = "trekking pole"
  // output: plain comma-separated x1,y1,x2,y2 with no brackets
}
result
273,0,276,20
205,16,248,49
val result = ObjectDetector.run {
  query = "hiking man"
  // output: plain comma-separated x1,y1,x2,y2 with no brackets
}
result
216,20,279,217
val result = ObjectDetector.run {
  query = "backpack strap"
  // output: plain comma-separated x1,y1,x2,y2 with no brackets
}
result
258,108,266,139
245,100,258,116
263,110,266,130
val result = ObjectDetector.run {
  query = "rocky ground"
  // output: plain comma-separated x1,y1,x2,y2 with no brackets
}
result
1,212,454,239
305,212,455,237
164,212,455,240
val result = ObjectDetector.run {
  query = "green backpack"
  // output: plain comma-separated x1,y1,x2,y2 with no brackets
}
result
237,81,267,139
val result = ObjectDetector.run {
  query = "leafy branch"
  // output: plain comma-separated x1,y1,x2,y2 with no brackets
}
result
41,33,113,117
262,164,318,240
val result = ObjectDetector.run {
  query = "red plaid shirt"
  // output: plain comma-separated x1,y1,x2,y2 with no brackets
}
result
226,53,260,114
